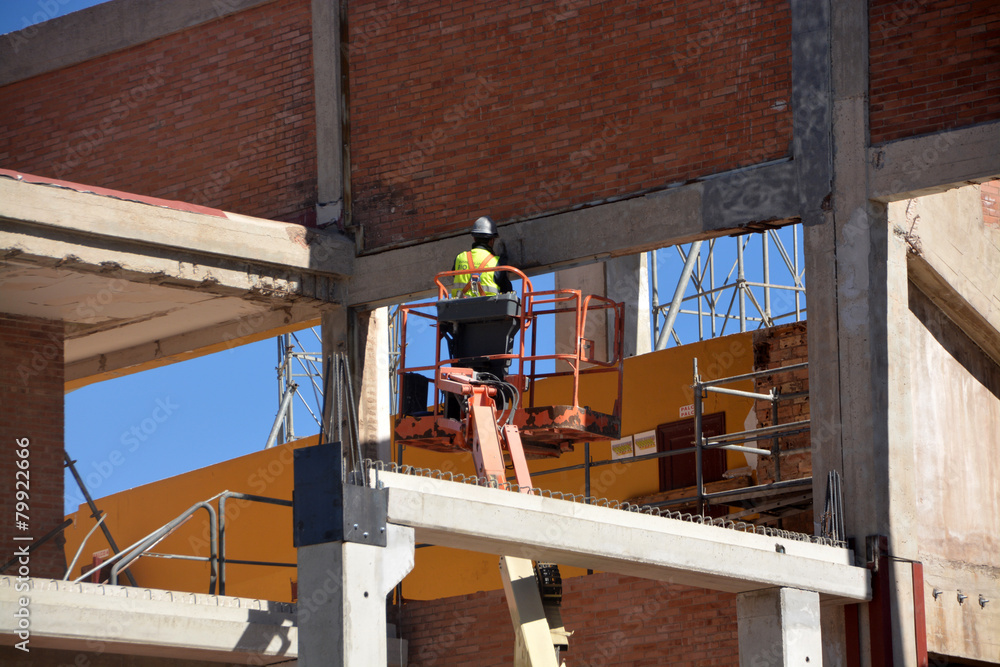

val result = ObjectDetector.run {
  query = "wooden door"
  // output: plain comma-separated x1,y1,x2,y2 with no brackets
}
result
656,412,726,491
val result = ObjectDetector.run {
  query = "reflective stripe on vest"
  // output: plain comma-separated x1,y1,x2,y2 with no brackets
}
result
451,249,499,297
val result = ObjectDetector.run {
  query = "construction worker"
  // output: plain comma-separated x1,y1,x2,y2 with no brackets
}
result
449,216,513,298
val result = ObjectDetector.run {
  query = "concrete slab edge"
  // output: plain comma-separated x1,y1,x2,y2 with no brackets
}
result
0,0,280,86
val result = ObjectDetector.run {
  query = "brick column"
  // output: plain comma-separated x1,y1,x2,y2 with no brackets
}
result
752,322,812,533
982,179,999,227
0,313,66,578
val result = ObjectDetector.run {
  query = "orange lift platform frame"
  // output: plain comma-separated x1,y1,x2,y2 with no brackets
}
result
394,265,624,460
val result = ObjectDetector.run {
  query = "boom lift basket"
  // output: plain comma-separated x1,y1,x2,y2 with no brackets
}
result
394,264,624,458
437,292,521,376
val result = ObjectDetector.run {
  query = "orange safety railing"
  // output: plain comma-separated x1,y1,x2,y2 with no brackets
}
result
395,265,624,420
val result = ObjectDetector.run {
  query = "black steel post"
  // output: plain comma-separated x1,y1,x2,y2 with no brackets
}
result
64,451,137,586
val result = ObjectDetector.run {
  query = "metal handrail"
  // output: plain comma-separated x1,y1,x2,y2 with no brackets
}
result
70,490,294,595
109,500,218,592
218,491,294,596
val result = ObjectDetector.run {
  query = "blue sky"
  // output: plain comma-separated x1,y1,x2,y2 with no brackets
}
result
2,1,805,515
0,0,106,34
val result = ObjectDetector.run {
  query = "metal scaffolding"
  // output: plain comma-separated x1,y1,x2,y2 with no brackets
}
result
650,225,806,350
265,330,325,448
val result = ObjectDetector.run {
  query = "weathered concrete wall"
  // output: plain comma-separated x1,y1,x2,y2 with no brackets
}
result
896,185,1000,364
347,0,793,250
907,284,1000,662
869,0,1000,144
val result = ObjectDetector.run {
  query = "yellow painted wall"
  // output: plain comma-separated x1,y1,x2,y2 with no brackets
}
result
399,331,757,599
62,436,318,603
63,332,756,603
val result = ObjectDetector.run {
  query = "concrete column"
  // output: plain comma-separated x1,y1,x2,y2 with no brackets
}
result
297,524,414,666
737,587,823,666
356,307,392,462
605,253,651,359
554,253,649,369
826,0,918,564
322,307,392,462
806,0,922,663
312,0,345,228
555,262,606,369
808,132,921,667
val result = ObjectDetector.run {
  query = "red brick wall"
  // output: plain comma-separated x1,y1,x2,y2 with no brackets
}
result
983,180,999,226
869,0,1000,144
0,0,317,225
752,321,811,532
399,571,738,665
348,0,792,250
0,314,66,578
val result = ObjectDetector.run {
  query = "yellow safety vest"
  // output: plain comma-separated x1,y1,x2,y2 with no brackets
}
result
450,248,500,298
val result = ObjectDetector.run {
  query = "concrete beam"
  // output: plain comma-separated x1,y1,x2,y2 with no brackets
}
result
317,306,392,461
0,0,280,86
869,121,1000,202
0,176,354,279
500,556,563,667
897,186,1000,365
348,159,800,307
374,470,869,603
0,576,295,663
64,308,324,390
0,174,353,386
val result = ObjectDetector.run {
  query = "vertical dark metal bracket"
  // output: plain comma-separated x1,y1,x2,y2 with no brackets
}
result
293,442,387,548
